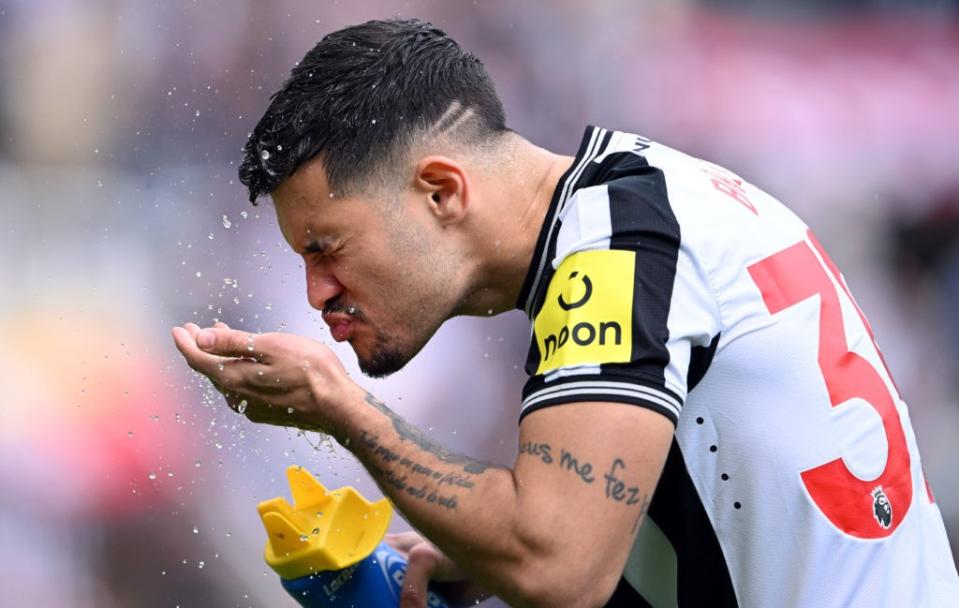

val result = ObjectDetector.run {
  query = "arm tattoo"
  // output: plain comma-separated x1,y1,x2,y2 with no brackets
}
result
359,430,463,510
362,392,498,474
519,440,651,520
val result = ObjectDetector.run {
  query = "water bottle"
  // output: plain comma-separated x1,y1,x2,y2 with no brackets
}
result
258,465,451,608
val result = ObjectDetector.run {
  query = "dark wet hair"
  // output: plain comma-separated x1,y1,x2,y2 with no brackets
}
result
239,18,509,204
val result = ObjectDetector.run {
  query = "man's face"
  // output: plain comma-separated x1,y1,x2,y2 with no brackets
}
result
271,160,457,377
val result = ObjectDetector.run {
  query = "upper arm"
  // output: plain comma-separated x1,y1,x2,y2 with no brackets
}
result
512,401,674,605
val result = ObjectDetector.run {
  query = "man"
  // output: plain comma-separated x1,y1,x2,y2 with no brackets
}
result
171,18,959,608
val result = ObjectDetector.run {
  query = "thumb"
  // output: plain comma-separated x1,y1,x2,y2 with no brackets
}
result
195,327,267,361
399,543,440,608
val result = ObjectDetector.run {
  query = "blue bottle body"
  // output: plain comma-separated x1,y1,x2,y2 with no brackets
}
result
280,542,451,608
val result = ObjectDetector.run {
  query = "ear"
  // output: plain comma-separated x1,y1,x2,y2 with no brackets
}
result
413,155,470,226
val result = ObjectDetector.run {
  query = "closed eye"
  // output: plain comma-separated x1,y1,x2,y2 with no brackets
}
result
301,236,341,258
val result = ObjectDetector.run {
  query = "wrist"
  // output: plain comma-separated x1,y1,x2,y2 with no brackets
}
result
309,372,377,447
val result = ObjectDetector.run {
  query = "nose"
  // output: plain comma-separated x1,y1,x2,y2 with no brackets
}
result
305,264,344,311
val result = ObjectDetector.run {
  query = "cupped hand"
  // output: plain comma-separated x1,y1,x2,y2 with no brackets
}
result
171,322,352,435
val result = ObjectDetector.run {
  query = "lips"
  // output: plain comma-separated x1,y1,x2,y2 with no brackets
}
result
322,312,355,342
330,320,353,342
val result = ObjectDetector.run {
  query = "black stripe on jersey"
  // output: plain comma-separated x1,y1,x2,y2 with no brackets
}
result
688,333,720,391
647,440,739,607
520,374,683,425
604,578,654,608
602,160,681,391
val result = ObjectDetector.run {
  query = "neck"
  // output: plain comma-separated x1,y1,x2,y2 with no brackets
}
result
457,136,574,317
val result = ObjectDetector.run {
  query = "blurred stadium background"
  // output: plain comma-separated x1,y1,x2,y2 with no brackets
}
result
2,0,958,605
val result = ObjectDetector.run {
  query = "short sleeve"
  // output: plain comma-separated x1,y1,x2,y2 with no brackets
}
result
520,173,721,426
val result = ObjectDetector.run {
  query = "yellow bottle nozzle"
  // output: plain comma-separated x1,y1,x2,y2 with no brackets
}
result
257,465,393,580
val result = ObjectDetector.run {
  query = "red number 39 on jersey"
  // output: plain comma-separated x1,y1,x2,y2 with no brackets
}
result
748,230,913,539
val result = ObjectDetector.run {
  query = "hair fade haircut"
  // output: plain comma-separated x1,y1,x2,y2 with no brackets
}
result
239,18,509,204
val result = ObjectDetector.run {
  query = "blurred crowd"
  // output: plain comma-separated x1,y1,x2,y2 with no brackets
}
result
1,1,957,606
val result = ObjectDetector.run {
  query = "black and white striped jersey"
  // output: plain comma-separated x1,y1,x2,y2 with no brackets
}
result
516,126,959,607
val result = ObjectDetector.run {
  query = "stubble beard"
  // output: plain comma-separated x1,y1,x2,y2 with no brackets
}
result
356,324,424,378
357,336,409,378
355,305,445,378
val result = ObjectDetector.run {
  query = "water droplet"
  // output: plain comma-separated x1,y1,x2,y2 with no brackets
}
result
195,271,202,278
238,400,248,414
198,560,205,569
277,145,283,151
195,110,201,117
240,211,249,219
208,233,214,240
261,149,270,161
371,119,377,124
312,528,320,535
222,215,232,229
214,442,223,449
265,303,272,311
127,431,134,438
194,460,202,468
148,472,157,480
287,407,295,414
299,534,309,542
193,526,199,534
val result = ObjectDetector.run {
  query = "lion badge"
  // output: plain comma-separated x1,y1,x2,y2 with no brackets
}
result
871,486,892,529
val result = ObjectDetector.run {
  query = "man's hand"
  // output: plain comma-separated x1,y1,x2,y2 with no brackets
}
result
171,322,353,435
386,532,490,608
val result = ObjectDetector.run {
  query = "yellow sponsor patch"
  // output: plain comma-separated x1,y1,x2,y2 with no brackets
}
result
533,249,635,375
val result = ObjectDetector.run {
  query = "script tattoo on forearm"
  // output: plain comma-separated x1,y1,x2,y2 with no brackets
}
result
362,392,498,474
519,441,650,525
359,430,471,510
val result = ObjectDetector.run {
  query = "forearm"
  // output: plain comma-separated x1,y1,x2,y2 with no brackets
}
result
333,386,550,605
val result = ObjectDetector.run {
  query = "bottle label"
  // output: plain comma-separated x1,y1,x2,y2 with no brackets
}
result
321,562,360,598
373,545,451,608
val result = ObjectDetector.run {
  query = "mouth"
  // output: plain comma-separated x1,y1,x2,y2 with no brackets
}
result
322,311,356,343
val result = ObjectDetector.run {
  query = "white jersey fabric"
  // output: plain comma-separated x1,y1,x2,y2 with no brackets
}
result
515,126,959,607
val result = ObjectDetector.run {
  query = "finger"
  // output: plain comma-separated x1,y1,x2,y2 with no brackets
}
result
385,532,424,557
194,327,269,362
172,326,252,380
400,543,440,608
214,321,230,329
172,326,216,373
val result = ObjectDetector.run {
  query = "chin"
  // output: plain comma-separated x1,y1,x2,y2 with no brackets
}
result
353,323,436,378
357,348,412,378
352,334,415,378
